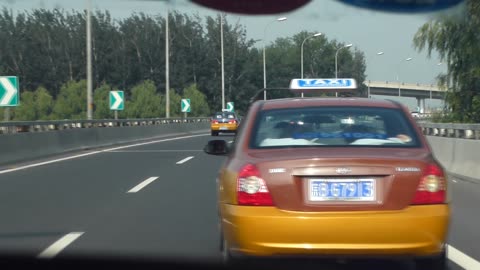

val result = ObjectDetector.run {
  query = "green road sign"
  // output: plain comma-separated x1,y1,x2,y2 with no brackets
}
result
226,102,234,112
109,91,124,110
0,76,19,107
181,99,191,113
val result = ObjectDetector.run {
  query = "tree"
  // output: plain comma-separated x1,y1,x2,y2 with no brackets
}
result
52,80,87,119
183,84,210,117
168,88,182,117
13,91,36,121
93,83,113,119
35,87,54,120
413,0,480,122
125,80,163,118
12,87,53,121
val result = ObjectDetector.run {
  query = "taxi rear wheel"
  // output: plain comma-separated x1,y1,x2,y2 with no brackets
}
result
211,131,218,136
415,249,447,270
220,233,232,264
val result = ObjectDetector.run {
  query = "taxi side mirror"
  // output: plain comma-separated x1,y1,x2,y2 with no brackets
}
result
204,140,229,155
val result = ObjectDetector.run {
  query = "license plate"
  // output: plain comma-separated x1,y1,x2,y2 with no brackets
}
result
220,127,229,130
308,179,375,201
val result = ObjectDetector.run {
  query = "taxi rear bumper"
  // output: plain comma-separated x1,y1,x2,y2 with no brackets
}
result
221,204,449,258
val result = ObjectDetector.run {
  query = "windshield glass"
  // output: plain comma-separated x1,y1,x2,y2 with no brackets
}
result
0,0,476,269
214,112,236,119
251,106,420,148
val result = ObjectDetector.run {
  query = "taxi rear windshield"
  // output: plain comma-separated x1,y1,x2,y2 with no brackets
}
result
213,112,236,119
250,107,421,148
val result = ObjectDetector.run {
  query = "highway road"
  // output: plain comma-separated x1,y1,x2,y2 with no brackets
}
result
0,133,478,269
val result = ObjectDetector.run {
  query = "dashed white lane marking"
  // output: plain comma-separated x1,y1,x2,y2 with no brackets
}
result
176,156,194,164
127,177,159,193
447,245,480,270
37,232,84,259
452,179,458,183
0,134,208,175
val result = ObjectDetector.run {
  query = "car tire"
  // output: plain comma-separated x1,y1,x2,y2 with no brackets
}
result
220,233,232,264
415,249,447,270
211,131,218,136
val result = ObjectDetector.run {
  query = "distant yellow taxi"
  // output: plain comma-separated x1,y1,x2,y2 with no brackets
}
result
210,111,239,136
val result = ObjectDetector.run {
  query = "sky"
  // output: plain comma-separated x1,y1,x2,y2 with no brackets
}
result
0,0,465,110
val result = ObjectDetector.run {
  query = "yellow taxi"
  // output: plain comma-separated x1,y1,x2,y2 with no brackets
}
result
204,79,450,269
210,111,239,136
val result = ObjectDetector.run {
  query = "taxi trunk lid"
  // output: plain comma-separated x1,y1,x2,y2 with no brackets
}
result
249,148,432,211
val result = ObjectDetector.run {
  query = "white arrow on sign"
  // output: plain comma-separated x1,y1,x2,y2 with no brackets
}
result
111,91,123,110
0,77,17,106
182,99,190,112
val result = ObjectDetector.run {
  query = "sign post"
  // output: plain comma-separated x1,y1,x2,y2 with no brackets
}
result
0,76,19,121
181,98,191,118
109,90,124,120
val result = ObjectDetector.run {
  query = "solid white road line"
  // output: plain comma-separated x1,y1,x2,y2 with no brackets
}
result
37,232,84,259
127,177,159,193
447,245,480,270
176,156,194,164
0,134,208,175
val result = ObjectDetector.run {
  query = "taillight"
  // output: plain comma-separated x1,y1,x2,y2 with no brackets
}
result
237,164,274,206
411,164,446,205
211,120,219,124
228,119,237,124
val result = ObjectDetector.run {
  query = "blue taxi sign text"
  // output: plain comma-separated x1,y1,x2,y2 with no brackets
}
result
289,78,357,90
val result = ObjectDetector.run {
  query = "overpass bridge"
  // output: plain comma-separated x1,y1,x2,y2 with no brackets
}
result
365,80,446,113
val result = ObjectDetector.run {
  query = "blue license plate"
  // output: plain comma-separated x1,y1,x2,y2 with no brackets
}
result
308,179,375,201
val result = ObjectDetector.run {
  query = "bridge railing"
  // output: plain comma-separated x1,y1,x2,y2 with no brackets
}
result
0,117,211,135
418,122,480,140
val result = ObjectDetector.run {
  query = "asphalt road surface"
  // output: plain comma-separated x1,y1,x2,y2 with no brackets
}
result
0,133,478,269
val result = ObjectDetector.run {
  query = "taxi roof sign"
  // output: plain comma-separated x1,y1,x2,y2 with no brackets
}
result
289,78,357,91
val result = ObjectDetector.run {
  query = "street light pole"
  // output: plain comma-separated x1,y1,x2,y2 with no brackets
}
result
165,8,170,118
334,43,353,97
300,32,322,98
220,14,225,110
86,0,93,120
397,57,413,97
368,51,384,98
335,43,353,79
263,17,287,100
301,33,322,79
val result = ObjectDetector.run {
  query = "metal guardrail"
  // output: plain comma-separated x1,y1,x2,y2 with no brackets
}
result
0,117,211,134
1,117,479,140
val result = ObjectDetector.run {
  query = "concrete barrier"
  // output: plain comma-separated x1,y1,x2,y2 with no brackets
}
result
426,136,455,172
0,122,209,166
0,126,477,182
427,136,479,181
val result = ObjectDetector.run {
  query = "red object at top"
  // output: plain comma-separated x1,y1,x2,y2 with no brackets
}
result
191,0,311,15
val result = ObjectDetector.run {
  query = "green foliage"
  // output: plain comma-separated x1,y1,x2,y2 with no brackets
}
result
52,80,87,119
413,0,480,123
0,9,368,120
168,89,182,117
13,91,36,121
93,83,113,119
126,80,163,118
12,87,54,121
183,84,210,117
35,87,54,120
